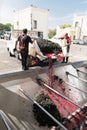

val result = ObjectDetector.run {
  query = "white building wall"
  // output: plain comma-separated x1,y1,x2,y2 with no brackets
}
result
31,7,49,39
14,6,49,39
14,7,32,30
82,19,87,35
56,26,71,38
73,15,87,39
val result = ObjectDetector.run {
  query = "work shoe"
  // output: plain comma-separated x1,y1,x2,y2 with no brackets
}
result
24,66,29,70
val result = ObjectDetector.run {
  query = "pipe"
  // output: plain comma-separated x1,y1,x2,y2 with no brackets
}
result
64,81,87,95
19,88,68,130
39,79,81,109
66,72,87,83
0,111,11,130
76,69,87,75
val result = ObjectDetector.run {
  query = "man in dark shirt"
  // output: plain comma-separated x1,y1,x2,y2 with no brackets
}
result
64,33,72,63
16,28,32,70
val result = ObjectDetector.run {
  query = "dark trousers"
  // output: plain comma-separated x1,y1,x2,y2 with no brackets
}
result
21,52,28,69
66,45,70,62
67,45,70,53
62,45,70,63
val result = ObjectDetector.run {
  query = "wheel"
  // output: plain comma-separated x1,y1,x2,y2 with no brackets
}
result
9,52,16,57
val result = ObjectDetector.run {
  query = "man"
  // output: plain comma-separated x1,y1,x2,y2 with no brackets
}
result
16,28,32,70
64,33,72,63
59,33,71,63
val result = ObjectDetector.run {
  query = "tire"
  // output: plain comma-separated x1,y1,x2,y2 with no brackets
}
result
9,52,16,57
17,54,21,61
7,48,9,51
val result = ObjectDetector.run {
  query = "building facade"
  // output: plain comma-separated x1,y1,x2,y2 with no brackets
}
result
72,14,87,40
54,25,75,40
13,5,49,39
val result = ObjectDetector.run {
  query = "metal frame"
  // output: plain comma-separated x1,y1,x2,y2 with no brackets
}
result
0,110,11,130
19,88,68,130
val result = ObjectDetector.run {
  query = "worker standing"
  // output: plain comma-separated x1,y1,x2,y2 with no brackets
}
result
64,33,72,63
15,28,33,70
59,33,72,63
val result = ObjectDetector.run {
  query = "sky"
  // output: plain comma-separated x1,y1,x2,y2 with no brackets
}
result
1,0,87,29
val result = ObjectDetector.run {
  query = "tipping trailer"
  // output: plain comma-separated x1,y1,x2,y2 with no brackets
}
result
0,59,87,130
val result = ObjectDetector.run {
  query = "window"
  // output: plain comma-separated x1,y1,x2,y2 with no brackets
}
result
38,32,43,39
33,20,37,29
75,21,79,27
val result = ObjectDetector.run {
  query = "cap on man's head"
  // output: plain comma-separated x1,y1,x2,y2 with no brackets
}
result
23,28,28,34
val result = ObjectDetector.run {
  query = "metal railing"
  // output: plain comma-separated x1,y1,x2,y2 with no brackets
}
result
76,68,87,75
38,79,81,109
64,81,87,95
19,88,68,130
66,71,87,83
0,110,11,130
37,78,87,129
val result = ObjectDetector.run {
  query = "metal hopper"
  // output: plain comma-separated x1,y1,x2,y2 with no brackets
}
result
0,60,87,129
